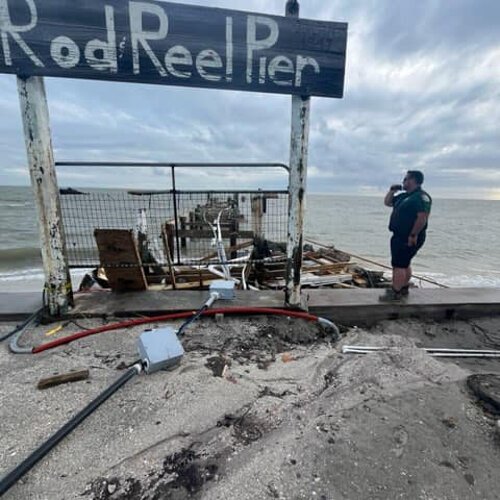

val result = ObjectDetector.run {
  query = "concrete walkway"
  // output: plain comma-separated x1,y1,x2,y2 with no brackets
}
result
308,287,500,325
1,288,500,325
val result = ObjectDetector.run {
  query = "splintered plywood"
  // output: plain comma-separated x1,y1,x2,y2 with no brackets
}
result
94,229,147,292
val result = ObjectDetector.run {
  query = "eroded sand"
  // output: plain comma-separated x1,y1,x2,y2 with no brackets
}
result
1,315,500,499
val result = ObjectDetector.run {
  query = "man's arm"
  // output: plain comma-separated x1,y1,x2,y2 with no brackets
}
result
384,185,401,207
408,212,429,246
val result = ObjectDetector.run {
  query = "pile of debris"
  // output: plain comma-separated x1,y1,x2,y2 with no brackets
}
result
80,237,391,292
252,243,389,290
68,190,393,293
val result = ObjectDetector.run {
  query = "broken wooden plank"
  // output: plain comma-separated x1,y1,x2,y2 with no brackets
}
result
176,229,255,239
302,262,350,273
268,273,353,288
37,369,90,390
164,279,221,290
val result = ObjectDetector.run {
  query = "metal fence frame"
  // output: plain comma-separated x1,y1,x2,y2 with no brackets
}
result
56,162,290,268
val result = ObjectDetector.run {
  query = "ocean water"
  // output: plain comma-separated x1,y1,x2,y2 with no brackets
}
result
1,186,499,292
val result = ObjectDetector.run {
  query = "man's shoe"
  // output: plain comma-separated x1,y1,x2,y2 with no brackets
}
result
378,288,404,302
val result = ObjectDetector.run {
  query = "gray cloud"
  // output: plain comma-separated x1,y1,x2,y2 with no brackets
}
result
0,0,499,198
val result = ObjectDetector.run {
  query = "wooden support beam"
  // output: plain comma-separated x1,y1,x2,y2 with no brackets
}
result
17,76,72,316
251,195,264,241
285,1,310,309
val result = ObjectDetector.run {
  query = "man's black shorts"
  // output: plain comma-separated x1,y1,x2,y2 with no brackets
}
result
391,234,425,268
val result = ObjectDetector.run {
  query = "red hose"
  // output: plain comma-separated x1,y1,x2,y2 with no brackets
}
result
32,307,320,354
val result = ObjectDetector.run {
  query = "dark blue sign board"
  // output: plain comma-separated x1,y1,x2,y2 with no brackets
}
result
0,0,347,97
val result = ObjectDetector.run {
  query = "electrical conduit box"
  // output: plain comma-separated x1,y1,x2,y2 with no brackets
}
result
210,280,235,300
138,327,184,374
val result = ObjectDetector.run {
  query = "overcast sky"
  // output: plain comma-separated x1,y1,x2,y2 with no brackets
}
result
1,0,499,199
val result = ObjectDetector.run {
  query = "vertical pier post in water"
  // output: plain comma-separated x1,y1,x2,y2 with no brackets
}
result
17,76,72,316
285,0,311,308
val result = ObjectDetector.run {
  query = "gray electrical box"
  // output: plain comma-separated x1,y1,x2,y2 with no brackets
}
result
138,327,184,374
210,280,235,300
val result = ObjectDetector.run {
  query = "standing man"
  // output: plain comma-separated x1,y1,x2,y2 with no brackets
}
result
381,170,432,301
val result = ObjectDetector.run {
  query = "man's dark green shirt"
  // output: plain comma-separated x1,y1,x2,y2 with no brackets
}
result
389,188,432,238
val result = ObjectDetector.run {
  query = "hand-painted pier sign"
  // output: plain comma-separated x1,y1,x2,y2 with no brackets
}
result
0,0,347,97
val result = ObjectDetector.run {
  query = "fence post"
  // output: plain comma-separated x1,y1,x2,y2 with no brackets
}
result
170,166,182,264
285,0,311,308
17,76,72,316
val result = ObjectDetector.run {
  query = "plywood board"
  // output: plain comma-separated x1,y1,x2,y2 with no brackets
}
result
94,229,147,292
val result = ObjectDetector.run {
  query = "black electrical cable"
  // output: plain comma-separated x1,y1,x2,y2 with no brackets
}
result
68,319,91,331
0,308,43,343
176,304,208,337
0,364,141,497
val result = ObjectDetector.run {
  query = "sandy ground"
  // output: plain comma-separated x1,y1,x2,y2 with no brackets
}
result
1,314,500,500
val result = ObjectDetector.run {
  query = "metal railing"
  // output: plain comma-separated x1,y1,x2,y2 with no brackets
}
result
56,162,290,269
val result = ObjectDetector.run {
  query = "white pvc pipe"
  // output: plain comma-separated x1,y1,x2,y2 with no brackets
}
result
342,346,500,358
342,345,500,354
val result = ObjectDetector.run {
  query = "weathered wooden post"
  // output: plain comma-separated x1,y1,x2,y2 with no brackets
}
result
17,76,72,316
285,0,311,308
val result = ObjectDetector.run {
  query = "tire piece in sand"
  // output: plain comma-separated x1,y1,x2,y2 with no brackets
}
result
467,374,500,415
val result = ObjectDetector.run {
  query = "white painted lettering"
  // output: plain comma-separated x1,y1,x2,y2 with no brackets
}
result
268,55,294,86
246,15,278,84
259,56,266,84
164,45,192,78
129,1,168,76
196,49,223,82
0,1,329,96
84,5,117,73
50,36,80,69
0,0,43,67
225,16,233,82
295,55,320,87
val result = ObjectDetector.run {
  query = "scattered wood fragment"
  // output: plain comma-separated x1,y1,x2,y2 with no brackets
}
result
37,369,90,390
281,353,295,363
